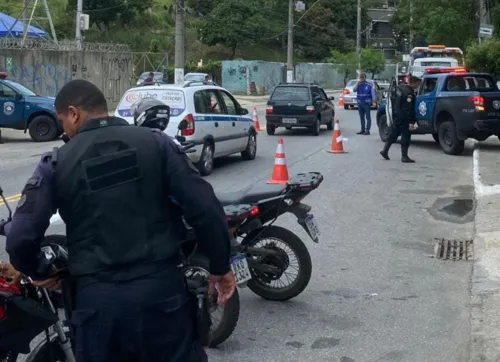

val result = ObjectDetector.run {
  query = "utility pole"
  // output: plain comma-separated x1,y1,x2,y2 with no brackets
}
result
478,0,490,44
356,0,361,74
42,0,58,44
286,0,294,83
409,0,413,50
174,0,185,85
76,0,83,50
22,0,27,42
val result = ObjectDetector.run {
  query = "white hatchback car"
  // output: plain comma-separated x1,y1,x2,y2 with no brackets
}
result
114,82,257,176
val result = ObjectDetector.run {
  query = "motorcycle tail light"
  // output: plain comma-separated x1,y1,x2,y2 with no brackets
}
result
250,206,259,216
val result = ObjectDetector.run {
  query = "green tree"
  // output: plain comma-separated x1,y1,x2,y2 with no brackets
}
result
466,39,500,75
361,48,386,78
198,0,276,59
328,50,356,85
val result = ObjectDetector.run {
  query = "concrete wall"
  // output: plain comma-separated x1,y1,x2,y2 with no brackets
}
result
0,50,133,109
222,61,398,94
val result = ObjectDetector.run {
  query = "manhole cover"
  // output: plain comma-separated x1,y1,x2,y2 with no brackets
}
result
434,238,473,261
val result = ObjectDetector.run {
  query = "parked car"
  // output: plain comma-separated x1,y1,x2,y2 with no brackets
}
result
136,71,166,85
0,72,62,142
342,79,383,110
114,82,257,176
184,73,219,86
265,83,335,136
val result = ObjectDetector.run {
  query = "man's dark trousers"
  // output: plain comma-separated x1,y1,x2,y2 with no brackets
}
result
358,103,372,132
383,119,411,156
71,266,207,362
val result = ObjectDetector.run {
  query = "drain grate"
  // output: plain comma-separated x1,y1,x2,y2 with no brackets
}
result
433,238,473,261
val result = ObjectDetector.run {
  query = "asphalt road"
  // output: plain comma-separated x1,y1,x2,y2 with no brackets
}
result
0,105,475,362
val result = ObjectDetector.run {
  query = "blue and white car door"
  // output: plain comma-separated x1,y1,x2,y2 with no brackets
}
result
415,77,438,132
198,89,229,156
0,83,24,126
218,90,248,151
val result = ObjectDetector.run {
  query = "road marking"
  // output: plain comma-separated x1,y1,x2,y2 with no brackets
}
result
0,193,21,206
473,142,500,198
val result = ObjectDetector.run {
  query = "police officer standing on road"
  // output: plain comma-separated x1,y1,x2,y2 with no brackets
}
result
379,75,421,163
3,79,236,362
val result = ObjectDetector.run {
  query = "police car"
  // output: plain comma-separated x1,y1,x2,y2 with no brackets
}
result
0,72,62,142
114,81,257,176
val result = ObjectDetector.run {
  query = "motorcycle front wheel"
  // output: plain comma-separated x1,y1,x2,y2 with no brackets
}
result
184,254,240,348
26,339,66,362
243,225,313,302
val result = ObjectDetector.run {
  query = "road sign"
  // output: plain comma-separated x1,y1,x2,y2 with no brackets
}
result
479,24,494,39
6,57,12,71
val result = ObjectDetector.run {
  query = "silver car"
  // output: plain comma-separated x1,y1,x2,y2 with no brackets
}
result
342,79,383,110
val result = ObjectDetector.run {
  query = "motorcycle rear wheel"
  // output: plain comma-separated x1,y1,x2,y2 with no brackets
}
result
184,254,240,348
244,225,312,301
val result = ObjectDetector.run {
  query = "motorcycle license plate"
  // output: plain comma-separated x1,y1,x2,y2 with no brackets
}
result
231,254,252,285
305,214,320,241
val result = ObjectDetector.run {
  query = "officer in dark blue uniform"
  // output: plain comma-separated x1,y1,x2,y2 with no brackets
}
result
379,75,421,163
3,79,236,362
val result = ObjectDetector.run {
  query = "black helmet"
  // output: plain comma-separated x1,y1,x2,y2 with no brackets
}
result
132,98,170,131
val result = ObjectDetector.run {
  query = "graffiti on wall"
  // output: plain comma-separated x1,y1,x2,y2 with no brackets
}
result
9,63,72,97
102,56,132,104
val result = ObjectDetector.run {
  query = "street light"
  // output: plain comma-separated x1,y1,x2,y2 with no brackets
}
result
286,0,306,83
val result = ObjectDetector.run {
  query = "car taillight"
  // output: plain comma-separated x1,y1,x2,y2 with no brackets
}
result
180,114,195,136
266,105,273,114
343,89,350,95
470,96,485,111
306,106,315,113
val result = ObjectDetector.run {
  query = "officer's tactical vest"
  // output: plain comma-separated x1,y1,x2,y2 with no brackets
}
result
53,117,179,281
356,82,373,104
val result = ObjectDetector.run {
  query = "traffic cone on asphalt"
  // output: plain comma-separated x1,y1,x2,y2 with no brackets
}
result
267,138,289,184
327,120,347,154
338,97,344,107
252,107,262,131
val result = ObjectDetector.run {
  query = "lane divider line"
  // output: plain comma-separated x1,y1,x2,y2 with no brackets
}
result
473,141,500,198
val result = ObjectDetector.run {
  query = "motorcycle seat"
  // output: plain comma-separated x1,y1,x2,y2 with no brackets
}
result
216,183,286,206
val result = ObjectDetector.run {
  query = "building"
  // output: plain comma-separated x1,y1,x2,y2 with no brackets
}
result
366,1,397,59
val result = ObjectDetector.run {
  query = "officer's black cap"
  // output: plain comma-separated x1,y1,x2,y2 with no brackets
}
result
55,79,108,114
408,76,421,84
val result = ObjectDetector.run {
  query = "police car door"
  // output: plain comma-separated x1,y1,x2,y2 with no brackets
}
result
415,77,438,132
0,83,23,127
218,90,248,151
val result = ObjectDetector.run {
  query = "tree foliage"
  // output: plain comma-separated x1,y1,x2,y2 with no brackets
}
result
361,48,386,78
328,48,385,84
466,39,500,75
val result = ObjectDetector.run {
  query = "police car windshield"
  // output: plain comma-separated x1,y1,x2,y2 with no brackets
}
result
4,80,36,96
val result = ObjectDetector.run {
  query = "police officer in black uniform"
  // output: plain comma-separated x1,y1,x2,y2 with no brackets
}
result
380,75,421,163
3,79,235,362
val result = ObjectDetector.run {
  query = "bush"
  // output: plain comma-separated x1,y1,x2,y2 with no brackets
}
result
466,39,500,76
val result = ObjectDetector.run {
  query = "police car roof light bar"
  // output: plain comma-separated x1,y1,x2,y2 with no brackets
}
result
424,67,466,75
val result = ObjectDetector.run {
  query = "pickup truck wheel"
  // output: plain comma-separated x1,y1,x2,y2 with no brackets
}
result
266,125,276,135
438,121,465,155
378,114,390,142
432,133,439,143
28,115,58,142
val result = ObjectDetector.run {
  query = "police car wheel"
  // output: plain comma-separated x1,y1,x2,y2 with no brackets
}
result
241,132,257,160
196,142,214,176
378,114,390,142
28,115,58,142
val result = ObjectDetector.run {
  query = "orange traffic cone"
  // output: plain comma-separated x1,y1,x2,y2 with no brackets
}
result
338,97,344,107
252,107,262,131
327,120,347,154
267,138,289,184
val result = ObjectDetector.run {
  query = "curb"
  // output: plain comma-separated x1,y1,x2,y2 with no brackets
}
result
469,142,500,362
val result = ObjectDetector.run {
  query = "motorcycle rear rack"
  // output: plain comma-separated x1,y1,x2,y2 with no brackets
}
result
287,172,324,191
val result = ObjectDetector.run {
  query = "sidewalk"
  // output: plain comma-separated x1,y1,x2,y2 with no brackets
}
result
469,137,500,362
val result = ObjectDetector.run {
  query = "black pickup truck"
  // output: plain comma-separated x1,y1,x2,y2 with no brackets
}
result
377,70,500,155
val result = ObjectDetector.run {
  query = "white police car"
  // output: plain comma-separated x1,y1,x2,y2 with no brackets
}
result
115,81,257,176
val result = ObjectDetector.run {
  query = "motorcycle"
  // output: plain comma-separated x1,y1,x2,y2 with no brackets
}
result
0,184,258,358
165,121,324,302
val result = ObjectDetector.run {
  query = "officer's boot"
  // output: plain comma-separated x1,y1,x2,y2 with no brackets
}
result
380,142,390,160
401,148,415,163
